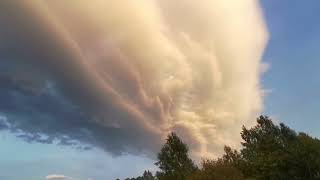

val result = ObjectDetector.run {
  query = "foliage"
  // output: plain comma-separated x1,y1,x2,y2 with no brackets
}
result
123,116,320,180
241,116,320,180
188,146,245,180
155,132,197,180
125,170,156,180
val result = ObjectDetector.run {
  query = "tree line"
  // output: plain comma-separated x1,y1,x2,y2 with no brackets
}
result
120,116,320,180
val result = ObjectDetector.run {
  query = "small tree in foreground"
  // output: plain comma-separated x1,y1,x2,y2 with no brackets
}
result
155,132,197,180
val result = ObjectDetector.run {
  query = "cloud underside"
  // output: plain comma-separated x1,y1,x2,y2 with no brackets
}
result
0,0,267,157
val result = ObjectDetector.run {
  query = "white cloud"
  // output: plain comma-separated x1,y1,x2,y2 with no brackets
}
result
1,0,268,158
46,174,72,180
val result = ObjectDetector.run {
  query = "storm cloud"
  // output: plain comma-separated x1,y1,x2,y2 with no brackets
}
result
0,0,267,158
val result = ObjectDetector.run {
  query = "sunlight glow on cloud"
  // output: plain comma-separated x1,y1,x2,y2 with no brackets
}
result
0,0,267,158
46,174,71,180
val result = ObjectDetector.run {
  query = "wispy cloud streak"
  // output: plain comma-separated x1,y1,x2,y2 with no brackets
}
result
46,174,72,180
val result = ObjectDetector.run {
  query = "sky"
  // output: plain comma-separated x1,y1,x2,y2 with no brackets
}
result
0,0,319,180
261,0,320,137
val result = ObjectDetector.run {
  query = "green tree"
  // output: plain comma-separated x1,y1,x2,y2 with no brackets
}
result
240,115,320,180
155,132,197,180
141,170,156,180
189,146,245,180
125,116,320,180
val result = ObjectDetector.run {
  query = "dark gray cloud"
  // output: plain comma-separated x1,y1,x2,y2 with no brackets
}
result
0,0,161,156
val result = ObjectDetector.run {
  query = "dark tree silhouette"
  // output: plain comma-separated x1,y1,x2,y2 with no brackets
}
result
155,132,197,180
240,116,320,179
142,170,155,180
123,116,320,180
189,146,245,180
125,170,155,180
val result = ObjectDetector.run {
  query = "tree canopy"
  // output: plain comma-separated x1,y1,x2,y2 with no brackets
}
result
155,132,197,180
123,116,320,180
240,116,320,179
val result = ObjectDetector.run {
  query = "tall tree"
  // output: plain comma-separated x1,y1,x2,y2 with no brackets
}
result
241,115,320,179
155,132,197,180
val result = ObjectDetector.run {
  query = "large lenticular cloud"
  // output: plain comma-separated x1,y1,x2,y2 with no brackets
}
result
0,0,267,157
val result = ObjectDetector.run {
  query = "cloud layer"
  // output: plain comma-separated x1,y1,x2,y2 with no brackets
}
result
0,0,267,157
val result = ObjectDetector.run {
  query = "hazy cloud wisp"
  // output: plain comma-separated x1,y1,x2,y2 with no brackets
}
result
46,174,71,180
